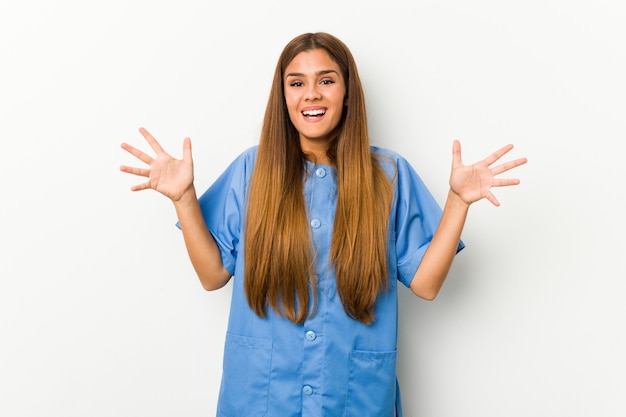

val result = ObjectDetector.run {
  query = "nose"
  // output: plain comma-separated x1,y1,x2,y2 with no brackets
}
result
305,83,321,100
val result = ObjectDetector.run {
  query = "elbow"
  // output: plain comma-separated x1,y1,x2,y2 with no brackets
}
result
409,280,441,301
414,287,440,301
200,279,230,292
198,268,231,291
409,269,448,301
200,281,224,291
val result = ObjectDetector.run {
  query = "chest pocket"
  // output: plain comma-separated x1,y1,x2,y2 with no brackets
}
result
217,333,272,417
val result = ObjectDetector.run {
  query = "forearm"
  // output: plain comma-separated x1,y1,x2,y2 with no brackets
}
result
409,189,469,300
173,187,231,291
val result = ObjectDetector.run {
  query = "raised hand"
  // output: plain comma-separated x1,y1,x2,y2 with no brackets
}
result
449,140,527,207
120,127,194,202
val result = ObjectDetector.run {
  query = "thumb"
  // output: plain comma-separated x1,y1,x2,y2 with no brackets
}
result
182,137,193,164
452,139,462,169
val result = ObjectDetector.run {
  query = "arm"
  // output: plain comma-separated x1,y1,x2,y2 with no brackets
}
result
172,187,231,290
120,127,231,291
409,140,527,300
409,189,468,300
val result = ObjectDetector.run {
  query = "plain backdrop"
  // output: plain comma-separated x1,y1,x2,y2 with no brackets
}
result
1,0,624,416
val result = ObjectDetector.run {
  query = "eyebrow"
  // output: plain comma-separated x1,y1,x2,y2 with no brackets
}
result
285,69,339,78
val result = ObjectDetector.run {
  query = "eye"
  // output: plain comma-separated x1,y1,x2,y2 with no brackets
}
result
320,79,335,85
289,81,303,87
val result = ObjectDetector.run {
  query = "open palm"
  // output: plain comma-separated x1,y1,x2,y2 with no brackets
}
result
449,140,527,207
120,127,194,202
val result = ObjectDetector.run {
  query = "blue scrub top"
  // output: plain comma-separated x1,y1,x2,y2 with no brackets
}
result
192,146,464,417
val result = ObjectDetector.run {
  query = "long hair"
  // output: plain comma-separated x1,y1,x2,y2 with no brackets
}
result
244,32,394,324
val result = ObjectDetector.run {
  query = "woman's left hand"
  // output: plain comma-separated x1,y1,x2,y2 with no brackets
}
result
449,140,528,206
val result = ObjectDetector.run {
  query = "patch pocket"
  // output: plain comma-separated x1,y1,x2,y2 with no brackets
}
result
345,349,397,417
217,333,272,417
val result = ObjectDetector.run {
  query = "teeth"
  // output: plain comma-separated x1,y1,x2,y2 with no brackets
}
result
303,109,325,116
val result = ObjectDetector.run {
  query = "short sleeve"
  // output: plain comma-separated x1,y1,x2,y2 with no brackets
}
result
176,147,257,276
393,155,465,287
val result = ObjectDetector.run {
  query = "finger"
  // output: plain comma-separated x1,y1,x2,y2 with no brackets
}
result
139,127,165,154
451,139,462,168
130,182,152,192
119,165,151,178
484,144,515,166
485,191,501,207
492,178,521,187
121,142,154,165
182,137,192,164
490,157,528,176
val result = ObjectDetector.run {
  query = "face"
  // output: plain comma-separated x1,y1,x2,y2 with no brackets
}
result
283,49,347,153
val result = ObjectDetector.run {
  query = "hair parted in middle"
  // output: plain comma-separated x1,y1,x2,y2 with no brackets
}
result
244,32,395,325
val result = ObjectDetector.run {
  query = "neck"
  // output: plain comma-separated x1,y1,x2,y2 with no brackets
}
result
300,137,332,165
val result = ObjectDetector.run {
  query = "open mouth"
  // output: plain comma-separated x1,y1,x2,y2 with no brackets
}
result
302,109,326,119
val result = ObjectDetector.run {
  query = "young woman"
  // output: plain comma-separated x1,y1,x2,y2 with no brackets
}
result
120,32,527,417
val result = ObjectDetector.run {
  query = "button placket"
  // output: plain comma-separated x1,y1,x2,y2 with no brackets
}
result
302,162,334,413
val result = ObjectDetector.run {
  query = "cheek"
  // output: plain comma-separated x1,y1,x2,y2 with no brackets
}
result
284,100,300,125
285,100,299,120
284,93,299,113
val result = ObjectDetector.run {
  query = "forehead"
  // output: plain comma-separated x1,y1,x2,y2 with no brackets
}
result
284,49,341,76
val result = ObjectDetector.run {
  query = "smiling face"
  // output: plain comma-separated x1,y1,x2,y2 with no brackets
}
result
283,49,347,161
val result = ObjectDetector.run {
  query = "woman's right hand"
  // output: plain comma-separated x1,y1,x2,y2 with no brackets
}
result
120,127,194,202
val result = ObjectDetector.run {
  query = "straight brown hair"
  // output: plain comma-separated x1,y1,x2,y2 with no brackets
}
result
244,32,394,324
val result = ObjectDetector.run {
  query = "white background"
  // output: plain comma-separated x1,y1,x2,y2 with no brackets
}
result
1,0,624,416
